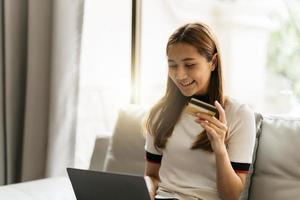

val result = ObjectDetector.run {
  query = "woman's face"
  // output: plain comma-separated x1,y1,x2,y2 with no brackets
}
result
167,43,215,97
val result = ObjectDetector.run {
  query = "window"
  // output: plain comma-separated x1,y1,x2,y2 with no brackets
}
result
76,0,300,169
76,0,132,168
266,0,300,115
140,0,300,116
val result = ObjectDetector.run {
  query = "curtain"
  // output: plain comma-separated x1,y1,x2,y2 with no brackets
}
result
0,0,5,185
0,0,84,185
1,0,29,185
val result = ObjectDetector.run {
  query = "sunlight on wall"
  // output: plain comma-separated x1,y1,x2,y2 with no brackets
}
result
76,0,131,169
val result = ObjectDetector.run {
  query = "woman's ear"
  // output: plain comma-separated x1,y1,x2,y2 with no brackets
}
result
211,53,218,71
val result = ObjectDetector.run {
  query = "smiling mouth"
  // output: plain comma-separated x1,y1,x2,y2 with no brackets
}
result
179,80,195,87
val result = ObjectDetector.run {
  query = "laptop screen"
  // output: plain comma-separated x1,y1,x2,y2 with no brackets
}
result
67,168,151,200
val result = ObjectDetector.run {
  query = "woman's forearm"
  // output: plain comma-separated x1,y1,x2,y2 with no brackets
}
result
215,146,244,200
144,175,159,200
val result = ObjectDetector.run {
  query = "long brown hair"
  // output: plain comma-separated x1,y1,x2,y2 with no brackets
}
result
145,22,225,152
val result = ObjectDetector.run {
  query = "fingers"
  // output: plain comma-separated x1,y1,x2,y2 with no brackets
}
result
197,119,227,146
198,120,218,140
196,112,227,131
193,100,228,143
197,119,226,136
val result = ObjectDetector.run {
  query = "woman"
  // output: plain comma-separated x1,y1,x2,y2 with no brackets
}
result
144,22,256,200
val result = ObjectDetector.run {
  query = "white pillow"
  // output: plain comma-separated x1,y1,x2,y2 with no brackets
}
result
248,115,300,200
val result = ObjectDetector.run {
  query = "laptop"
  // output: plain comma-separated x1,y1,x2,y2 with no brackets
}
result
67,168,151,200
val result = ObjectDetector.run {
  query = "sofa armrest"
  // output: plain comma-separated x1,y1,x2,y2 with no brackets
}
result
89,136,110,171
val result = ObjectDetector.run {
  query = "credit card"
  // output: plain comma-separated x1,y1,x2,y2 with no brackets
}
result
185,98,219,117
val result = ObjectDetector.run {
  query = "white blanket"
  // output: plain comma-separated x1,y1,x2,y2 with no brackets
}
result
0,177,76,200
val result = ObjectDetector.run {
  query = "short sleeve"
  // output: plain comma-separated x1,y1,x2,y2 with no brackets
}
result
226,104,256,173
145,129,163,155
145,131,163,163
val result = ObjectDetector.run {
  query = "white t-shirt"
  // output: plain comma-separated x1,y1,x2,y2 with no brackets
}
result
145,97,256,200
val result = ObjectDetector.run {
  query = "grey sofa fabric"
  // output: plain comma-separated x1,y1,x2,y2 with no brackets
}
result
103,105,146,175
247,115,300,200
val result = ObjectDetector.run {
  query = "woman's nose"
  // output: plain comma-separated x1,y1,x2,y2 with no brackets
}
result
175,66,187,80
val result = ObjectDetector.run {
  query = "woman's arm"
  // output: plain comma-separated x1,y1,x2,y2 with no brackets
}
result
144,161,161,200
215,146,247,200
196,100,247,200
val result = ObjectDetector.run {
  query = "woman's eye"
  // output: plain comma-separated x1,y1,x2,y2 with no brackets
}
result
185,64,195,68
168,64,177,68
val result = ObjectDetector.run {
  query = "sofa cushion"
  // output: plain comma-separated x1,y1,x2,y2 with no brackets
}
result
103,104,146,175
247,115,300,200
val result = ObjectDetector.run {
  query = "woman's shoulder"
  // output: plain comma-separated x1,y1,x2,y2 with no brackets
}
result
224,96,256,141
224,96,254,120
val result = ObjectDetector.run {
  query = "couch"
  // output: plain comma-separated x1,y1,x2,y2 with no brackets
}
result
0,104,299,200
